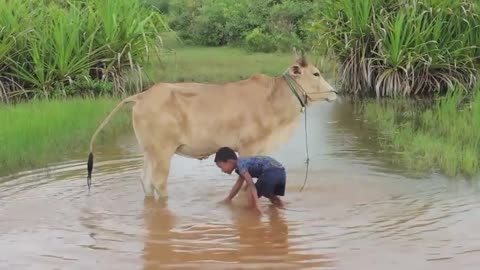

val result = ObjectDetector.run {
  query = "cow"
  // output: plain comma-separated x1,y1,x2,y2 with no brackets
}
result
86,50,337,198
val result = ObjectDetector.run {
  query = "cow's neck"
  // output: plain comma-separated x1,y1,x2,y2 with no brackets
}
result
270,76,305,124
244,77,302,153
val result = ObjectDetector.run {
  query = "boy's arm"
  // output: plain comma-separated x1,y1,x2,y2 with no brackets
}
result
240,171,261,212
224,175,244,202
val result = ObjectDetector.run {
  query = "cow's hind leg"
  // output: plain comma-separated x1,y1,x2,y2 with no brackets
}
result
151,148,175,199
141,155,154,197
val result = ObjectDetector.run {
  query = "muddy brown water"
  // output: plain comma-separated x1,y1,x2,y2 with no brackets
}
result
1,101,480,270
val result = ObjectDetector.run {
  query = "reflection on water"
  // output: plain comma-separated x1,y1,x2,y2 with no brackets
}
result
142,198,333,270
1,101,480,270
327,98,427,178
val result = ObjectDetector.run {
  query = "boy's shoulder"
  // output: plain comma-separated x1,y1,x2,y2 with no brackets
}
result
236,156,256,167
238,155,272,163
237,155,283,168
235,155,284,175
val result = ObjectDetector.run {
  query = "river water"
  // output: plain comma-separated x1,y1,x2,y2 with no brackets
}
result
1,100,479,270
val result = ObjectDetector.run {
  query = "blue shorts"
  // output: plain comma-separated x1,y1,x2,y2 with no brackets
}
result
255,168,286,198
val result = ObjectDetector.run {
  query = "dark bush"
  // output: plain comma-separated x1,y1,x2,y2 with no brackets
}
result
159,0,315,52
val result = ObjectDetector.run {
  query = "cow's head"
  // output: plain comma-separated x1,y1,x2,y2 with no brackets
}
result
287,50,337,103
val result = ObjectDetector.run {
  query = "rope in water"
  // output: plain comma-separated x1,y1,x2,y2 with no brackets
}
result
299,105,310,192
282,72,311,192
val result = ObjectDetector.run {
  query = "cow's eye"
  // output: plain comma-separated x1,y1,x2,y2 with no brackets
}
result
313,72,320,77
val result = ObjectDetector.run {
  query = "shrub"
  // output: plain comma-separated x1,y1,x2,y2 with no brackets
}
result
163,0,316,52
244,28,276,53
0,0,168,102
317,0,480,97
190,1,228,46
273,32,302,53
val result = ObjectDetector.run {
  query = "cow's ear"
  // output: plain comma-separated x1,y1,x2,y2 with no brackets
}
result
289,64,302,76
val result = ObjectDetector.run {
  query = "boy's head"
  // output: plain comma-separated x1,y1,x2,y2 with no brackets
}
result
214,147,238,174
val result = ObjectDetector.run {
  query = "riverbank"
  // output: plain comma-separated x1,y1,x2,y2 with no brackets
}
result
361,86,480,178
0,98,131,176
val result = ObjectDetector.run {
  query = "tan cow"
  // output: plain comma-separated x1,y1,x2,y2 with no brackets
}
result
86,51,337,198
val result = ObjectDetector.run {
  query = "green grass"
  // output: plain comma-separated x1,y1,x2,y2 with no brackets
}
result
361,84,480,177
0,98,131,176
143,44,337,84
145,46,292,83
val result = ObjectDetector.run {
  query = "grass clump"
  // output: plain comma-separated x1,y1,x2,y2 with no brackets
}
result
0,98,131,176
317,0,480,97
361,84,480,177
0,0,168,103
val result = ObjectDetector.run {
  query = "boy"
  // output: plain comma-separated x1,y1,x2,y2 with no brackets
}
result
214,146,286,212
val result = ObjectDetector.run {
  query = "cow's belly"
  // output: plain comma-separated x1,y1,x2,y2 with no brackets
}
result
175,144,216,159
175,143,239,160
174,122,241,159
175,128,241,158
175,115,300,158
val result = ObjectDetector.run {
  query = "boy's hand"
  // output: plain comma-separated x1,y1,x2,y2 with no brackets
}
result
241,171,262,214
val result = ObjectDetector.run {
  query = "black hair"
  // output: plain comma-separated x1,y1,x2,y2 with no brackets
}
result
214,147,238,162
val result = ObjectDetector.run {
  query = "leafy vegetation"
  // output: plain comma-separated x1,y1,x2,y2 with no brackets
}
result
148,0,317,52
317,0,480,97
0,0,168,103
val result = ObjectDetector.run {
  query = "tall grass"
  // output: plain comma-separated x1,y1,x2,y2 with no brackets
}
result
0,0,168,103
361,83,480,177
0,98,131,176
317,0,480,97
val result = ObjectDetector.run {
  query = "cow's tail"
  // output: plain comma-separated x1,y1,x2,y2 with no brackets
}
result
87,95,137,190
